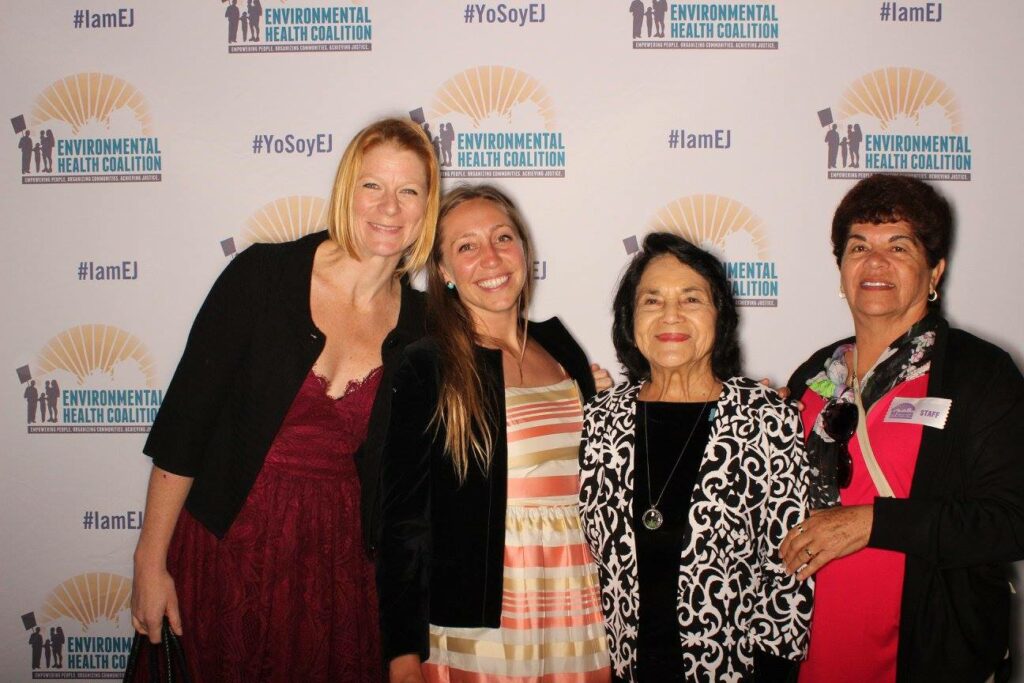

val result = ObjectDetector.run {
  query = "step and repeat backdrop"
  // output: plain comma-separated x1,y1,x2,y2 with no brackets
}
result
2,1,1022,679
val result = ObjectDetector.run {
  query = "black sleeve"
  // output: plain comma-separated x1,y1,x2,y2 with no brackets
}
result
143,246,265,476
869,348,1024,567
376,351,437,662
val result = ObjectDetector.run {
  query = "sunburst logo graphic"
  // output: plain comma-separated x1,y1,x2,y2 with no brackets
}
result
836,67,961,133
16,325,163,433
817,66,972,181
13,72,162,185
38,573,132,631
245,195,328,245
636,194,779,307
414,65,567,179
31,73,153,135
32,325,157,388
221,195,328,256
427,66,556,130
650,194,769,260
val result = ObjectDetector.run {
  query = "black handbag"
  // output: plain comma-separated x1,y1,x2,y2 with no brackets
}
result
122,617,193,683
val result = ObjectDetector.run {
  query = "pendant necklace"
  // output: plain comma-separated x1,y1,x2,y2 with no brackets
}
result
641,386,712,531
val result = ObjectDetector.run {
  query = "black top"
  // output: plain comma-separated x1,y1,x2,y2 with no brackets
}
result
634,401,713,682
376,318,597,662
788,317,1024,683
144,231,426,546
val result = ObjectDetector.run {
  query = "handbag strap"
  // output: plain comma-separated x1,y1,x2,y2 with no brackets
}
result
852,348,895,498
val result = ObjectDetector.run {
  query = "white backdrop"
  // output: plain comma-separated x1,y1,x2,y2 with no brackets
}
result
2,1,1022,679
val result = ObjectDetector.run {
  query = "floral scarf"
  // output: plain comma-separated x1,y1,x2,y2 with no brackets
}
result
804,313,939,508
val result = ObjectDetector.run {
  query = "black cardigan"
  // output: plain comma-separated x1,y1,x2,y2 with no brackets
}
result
376,317,596,662
144,231,426,547
788,317,1024,683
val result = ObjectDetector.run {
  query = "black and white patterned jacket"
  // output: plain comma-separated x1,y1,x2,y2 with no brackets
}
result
579,378,813,682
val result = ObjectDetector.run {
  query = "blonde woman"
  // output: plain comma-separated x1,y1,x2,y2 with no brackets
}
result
131,117,439,682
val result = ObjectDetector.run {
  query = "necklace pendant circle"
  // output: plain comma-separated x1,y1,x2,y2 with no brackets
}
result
642,507,664,531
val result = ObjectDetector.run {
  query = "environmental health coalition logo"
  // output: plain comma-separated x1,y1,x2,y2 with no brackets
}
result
220,195,328,257
20,572,132,679
630,2,779,49
11,73,162,185
411,65,567,178
817,67,972,181
16,325,163,433
627,194,779,307
220,0,372,53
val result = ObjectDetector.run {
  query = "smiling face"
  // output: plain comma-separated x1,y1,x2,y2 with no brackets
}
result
840,220,945,331
633,254,718,377
350,142,429,261
438,197,527,332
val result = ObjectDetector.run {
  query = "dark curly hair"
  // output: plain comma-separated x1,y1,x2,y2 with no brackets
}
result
831,173,953,268
612,232,742,383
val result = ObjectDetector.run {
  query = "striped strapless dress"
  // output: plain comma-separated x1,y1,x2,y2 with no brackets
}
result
423,379,610,682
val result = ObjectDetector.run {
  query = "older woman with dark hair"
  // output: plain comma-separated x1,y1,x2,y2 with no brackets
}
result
780,173,1024,683
580,232,812,682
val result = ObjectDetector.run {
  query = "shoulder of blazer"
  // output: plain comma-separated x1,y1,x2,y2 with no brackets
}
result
529,317,597,400
725,376,799,416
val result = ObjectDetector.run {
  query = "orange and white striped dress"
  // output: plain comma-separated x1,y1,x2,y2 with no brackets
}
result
424,379,610,683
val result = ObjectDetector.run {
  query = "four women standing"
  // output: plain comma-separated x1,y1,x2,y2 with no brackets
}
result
133,109,1022,683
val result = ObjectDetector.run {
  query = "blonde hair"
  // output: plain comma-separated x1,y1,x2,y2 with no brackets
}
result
427,184,535,481
327,117,440,275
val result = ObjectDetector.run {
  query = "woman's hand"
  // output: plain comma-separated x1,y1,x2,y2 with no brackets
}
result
389,654,426,683
591,363,613,392
779,505,874,580
758,378,804,410
130,563,181,644
130,465,193,643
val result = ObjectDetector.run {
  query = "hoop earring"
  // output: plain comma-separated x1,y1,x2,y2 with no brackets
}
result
446,281,456,291
928,288,938,302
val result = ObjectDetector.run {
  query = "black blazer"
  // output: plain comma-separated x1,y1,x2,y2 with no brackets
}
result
376,317,596,662
145,231,425,546
788,317,1024,683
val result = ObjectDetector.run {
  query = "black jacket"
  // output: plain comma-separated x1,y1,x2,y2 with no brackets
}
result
788,317,1024,683
144,231,425,547
376,317,596,662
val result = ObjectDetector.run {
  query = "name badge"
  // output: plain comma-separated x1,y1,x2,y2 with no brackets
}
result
884,397,952,429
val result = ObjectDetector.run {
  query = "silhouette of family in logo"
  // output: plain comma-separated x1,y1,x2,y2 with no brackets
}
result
629,0,668,38
28,626,66,670
420,121,456,167
18,129,56,174
825,123,863,169
24,379,60,423
224,0,262,43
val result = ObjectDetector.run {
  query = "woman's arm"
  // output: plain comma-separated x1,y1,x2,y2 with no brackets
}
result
750,401,814,662
869,349,1024,567
130,466,193,643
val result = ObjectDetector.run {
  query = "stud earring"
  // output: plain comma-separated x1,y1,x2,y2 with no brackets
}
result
446,281,456,291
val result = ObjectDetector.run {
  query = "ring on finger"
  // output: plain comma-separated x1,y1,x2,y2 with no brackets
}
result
796,523,805,534
804,547,815,560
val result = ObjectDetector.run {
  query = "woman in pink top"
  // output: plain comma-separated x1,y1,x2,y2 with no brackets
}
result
780,174,1024,683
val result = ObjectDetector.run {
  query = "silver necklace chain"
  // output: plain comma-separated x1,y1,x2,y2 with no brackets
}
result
641,392,711,531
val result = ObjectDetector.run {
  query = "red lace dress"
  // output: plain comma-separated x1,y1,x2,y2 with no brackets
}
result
165,368,383,683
